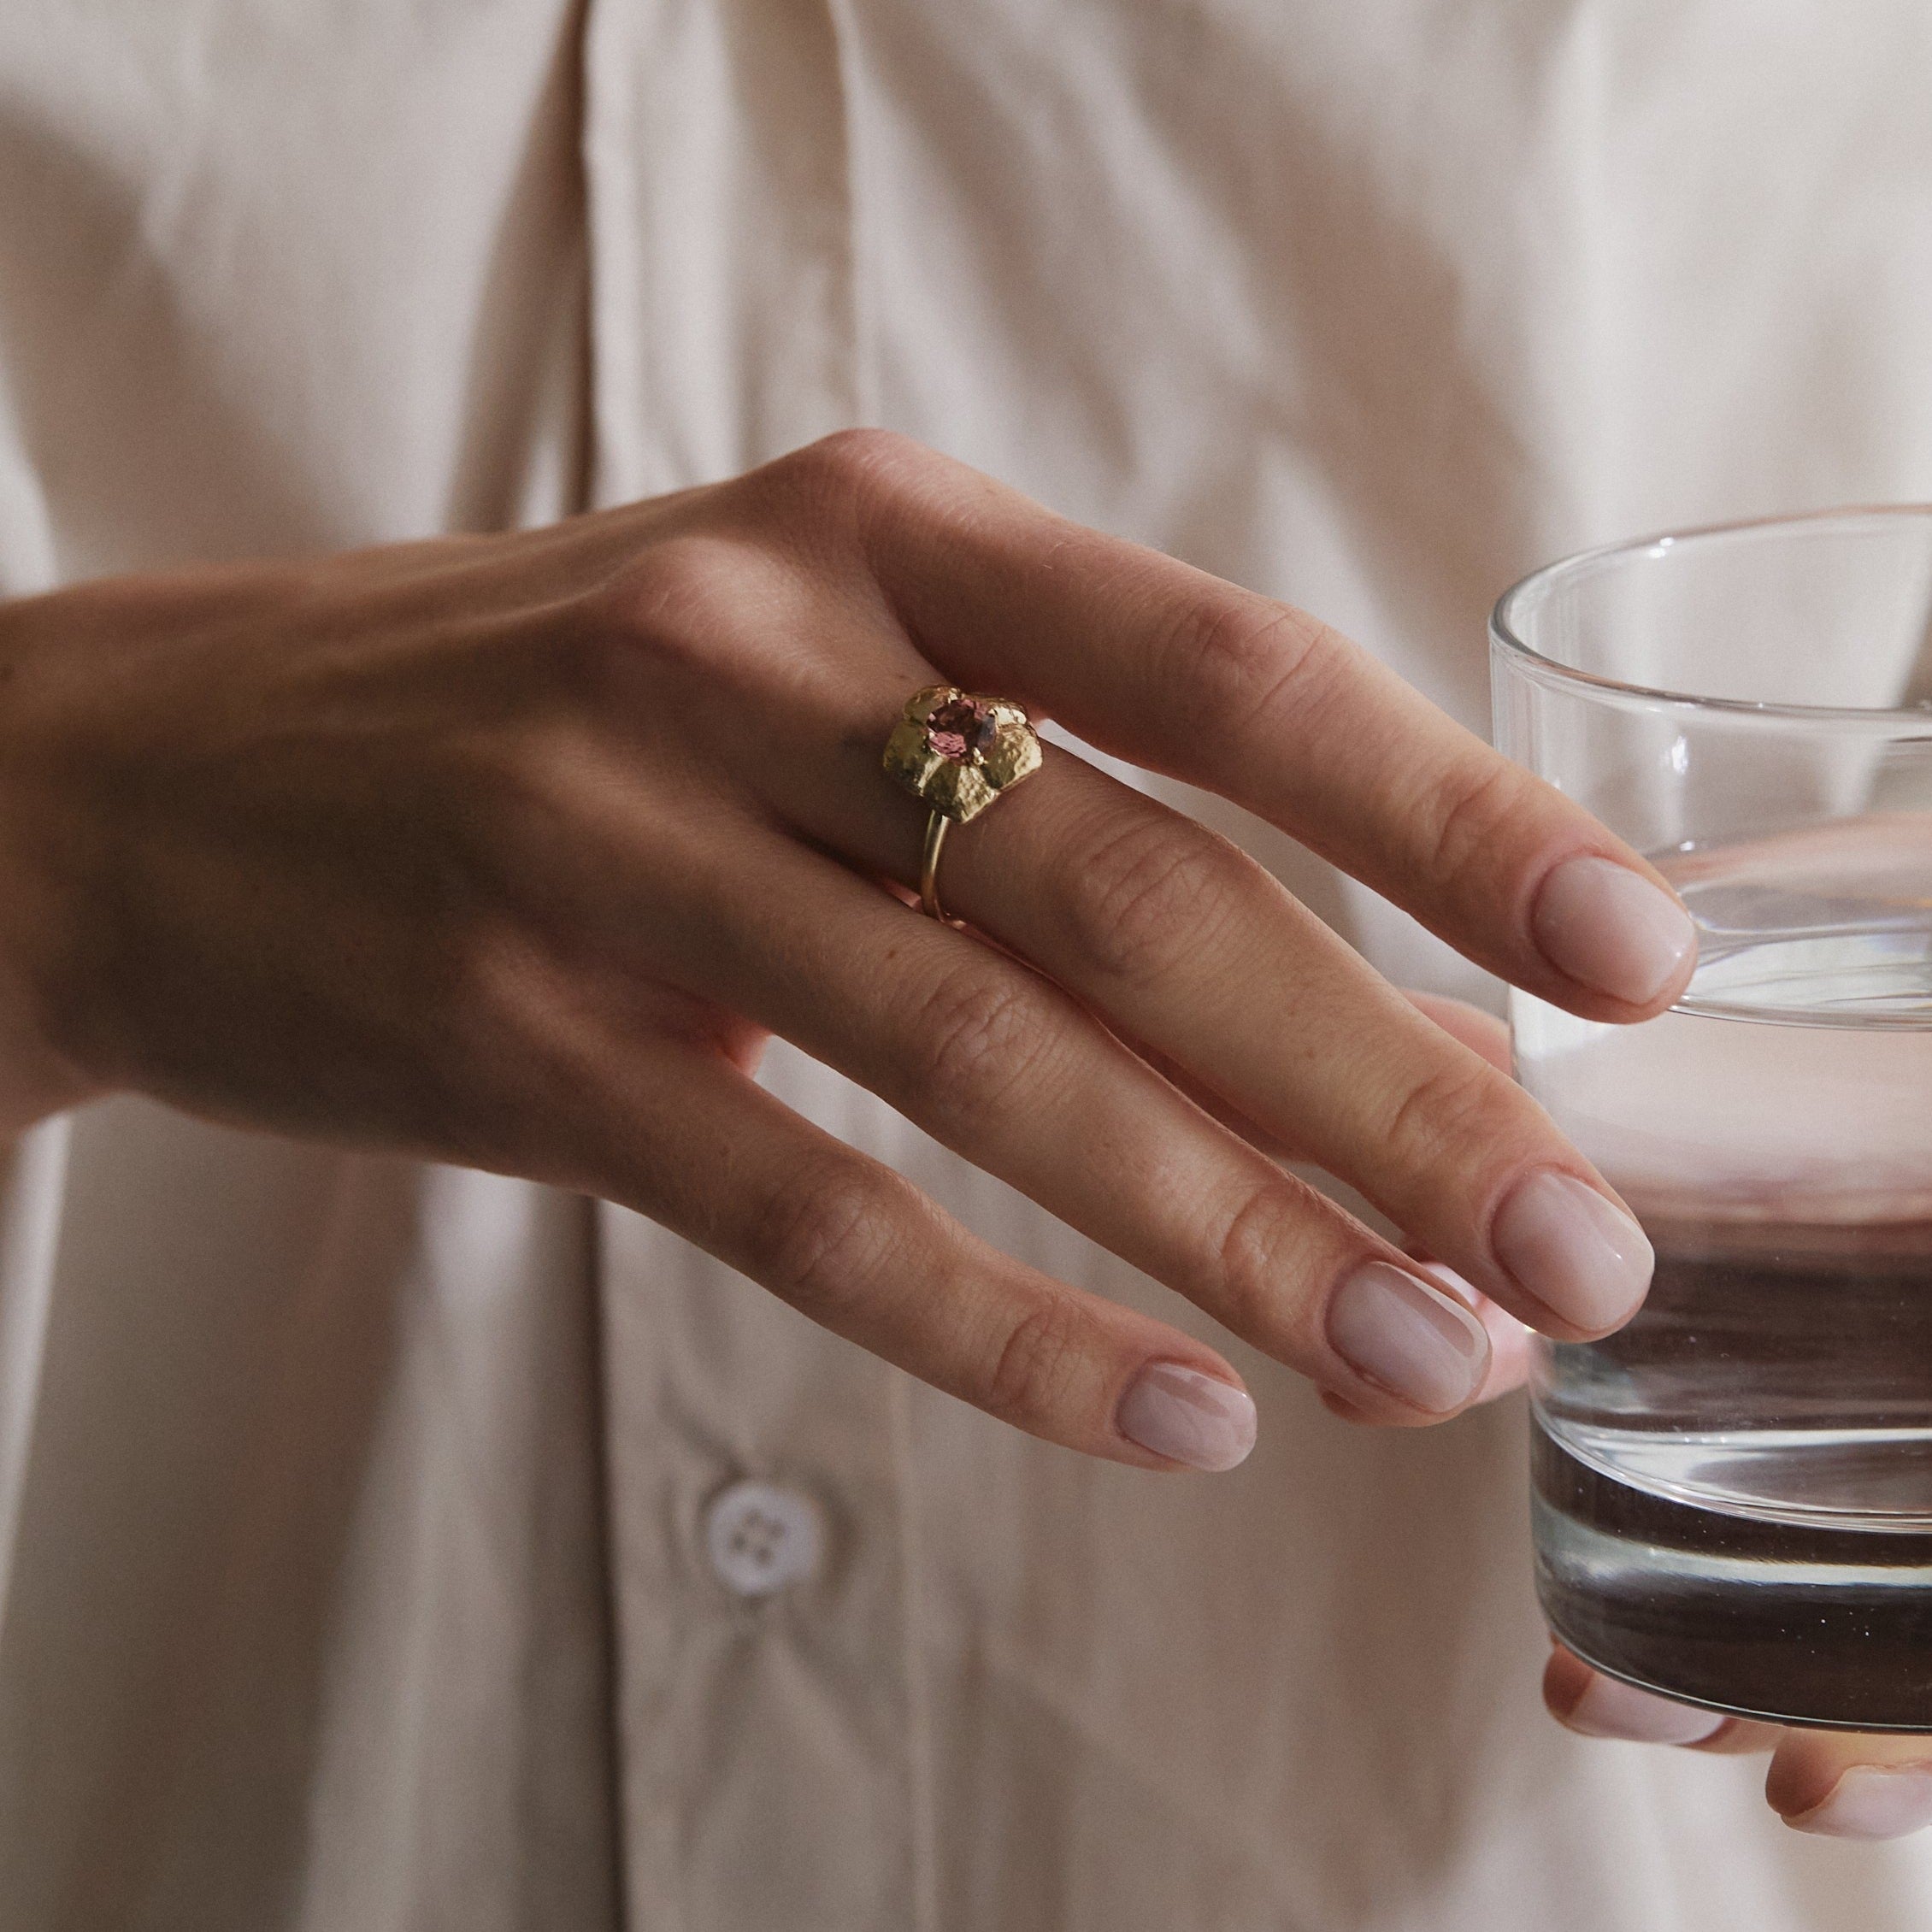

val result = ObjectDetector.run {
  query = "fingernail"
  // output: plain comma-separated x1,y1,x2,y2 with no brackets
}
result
1415,1259,1480,1305
1325,1260,1489,1414
1787,1765,1932,1840
1563,1672,1726,1745
1532,855,1695,1005
1493,1169,1653,1332
1116,1364,1258,1471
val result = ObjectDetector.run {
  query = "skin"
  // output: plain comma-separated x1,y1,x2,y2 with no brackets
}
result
1543,1645,1932,1837
0,428,1904,1825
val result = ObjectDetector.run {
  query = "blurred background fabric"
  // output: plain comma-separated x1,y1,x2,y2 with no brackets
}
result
3,4,1932,1928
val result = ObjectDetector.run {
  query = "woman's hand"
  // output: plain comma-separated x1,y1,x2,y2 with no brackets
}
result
0,431,1688,1470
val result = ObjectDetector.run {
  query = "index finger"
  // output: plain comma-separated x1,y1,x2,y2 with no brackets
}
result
818,433,1696,1022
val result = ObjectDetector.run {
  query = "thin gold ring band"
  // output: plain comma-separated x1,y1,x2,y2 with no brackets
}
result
919,812,952,922
882,684,1044,927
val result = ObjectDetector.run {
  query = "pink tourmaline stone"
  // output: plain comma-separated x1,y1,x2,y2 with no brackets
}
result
925,694,999,763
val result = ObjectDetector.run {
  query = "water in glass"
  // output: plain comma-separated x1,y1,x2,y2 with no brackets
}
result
1516,814,1932,1729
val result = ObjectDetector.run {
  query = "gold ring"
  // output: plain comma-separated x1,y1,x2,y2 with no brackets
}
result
882,685,1044,924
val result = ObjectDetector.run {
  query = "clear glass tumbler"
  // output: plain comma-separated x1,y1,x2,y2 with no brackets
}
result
1494,508,1932,1730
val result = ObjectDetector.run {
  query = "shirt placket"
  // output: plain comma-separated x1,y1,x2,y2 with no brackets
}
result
579,4,917,1923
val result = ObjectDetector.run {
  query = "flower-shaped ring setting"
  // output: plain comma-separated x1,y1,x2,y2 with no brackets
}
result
882,685,1044,922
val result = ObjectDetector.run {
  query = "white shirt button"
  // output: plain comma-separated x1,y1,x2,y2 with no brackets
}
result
704,1479,825,1597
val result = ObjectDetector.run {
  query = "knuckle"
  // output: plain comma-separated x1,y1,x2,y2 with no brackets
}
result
1377,1052,1516,1173
1165,594,1344,734
592,533,760,661
759,1165,903,1313
1066,811,1251,983
1213,1177,1321,1340
796,426,921,482
977,1293,1092,1425
763,427,925,521
908,967,1062,1134
577,531,814,701
1414,758,1524,892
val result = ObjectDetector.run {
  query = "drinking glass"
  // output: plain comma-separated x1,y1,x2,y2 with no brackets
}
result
1493,508,1932,1730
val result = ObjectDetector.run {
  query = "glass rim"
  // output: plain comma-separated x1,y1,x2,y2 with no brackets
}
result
1491,503,1932,726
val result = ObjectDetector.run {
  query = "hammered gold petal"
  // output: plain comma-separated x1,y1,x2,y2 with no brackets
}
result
932,760,997,822
981,726,1044,791
883,717,946,797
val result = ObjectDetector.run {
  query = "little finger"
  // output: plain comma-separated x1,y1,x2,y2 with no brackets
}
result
607,1038,1259,1470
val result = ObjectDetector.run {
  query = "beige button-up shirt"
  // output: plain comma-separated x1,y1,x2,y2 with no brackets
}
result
5,5,1932,1927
